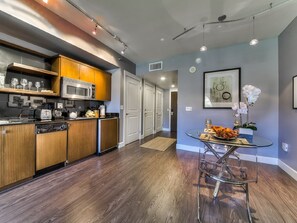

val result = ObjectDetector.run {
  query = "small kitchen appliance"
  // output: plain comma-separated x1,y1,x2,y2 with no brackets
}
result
35,108,52,120
99,105,105,118
61,77,95,100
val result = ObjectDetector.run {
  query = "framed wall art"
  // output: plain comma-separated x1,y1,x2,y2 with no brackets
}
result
203,68,241,109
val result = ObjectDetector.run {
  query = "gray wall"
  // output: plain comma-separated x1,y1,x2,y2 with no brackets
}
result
279,17,297,170
137,38,279,158
163,90,170,129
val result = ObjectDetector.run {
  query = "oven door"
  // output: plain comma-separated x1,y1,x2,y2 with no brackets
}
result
61,77,93,100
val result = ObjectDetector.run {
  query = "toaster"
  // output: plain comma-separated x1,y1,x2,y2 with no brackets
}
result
35,109,52,120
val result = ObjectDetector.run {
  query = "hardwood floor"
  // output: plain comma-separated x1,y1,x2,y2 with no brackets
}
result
0,131,297,223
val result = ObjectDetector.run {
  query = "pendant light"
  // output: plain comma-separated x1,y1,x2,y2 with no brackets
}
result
200,24,207,52
249,16,259,46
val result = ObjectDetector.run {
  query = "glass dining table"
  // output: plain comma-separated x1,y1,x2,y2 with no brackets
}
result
186,129,272,223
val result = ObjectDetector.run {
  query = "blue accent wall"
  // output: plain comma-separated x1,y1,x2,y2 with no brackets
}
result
279,17,297,170
137,38,279,158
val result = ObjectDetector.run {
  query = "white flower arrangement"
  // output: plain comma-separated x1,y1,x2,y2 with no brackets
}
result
232,85,261,130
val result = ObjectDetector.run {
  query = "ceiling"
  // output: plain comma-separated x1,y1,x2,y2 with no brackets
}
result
31,0,297,90
141,70,178,90
35,0,297,65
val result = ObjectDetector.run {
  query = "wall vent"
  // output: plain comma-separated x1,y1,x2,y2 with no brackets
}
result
149,61,163,72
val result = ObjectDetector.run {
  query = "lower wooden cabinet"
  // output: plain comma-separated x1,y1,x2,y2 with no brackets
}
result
0,124,35,188
67,119,97,163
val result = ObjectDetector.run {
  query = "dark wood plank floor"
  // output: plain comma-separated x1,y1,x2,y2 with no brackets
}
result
0,131,297,223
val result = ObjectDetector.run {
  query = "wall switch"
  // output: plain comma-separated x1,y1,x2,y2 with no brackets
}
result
120,105,124,110
185,107,192,111
282,142,289,152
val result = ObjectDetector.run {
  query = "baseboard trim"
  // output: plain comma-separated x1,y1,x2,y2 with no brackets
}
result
162,128,170,131
118,142,125,148
278,159,297,181
176,144,278,165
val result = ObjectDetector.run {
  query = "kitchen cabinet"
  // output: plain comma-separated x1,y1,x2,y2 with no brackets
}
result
0,124,35,189
98,118,118,153
53,56,95,83
53,55,111,101
56,56,80,80
94,69,111,101
79,64,95,83
67,119,97,163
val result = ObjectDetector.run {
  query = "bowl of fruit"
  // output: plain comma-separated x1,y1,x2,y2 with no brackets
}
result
212,126,238,140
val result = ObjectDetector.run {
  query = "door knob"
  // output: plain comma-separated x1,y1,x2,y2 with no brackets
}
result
126,113,129,116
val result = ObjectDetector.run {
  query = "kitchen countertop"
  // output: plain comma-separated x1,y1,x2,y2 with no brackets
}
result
0,116,118,126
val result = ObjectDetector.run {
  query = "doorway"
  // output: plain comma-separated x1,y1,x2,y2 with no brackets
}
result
143,81,155,137
124,74,141,145
170,91,177,132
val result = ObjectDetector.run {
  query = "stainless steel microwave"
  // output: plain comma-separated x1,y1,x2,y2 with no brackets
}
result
61,77,95,100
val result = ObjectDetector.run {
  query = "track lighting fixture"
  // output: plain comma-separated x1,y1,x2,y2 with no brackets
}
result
200,24,207,52
249,16,259,46
65,0,128,55
92,25,97,35
121,46,127,55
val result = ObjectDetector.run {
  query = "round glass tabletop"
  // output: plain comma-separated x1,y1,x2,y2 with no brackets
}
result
186,130,273,148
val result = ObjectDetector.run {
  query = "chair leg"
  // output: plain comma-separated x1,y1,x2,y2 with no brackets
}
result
245,183,253,223
197,170,202,223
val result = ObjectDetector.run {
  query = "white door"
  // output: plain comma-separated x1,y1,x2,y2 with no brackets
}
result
155,87,163,133
125,75,141,144
143,81,155,137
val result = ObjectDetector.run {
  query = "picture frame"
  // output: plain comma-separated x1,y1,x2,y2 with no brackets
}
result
203,68,241,109
293,75,297,108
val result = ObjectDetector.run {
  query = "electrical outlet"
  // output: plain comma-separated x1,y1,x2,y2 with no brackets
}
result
282,142,288,152
185,107,192,111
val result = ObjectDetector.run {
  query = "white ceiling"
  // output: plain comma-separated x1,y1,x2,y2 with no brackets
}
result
35,0,297,65
33,0,297,90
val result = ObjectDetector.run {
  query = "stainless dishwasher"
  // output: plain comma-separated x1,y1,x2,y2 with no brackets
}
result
35,122,68,171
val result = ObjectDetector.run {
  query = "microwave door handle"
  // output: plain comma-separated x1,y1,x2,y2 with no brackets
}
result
89,87,92,98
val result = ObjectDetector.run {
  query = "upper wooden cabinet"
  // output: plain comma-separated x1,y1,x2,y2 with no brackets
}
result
0,124,35,189
53,55,111,101
53,56,95,83
95,69,111,101
58,56,80,79
79,64,95,83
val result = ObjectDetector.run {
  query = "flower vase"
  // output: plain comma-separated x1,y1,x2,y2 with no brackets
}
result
239,127,253,141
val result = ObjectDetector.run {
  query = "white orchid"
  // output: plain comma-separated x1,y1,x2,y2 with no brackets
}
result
242,85,261,105
232,85,261,130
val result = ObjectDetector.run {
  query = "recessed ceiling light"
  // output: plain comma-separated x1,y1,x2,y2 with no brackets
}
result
43,0,48,3
171,84,175,88
160,77,166,81
249,38,259,46
160,38,165,41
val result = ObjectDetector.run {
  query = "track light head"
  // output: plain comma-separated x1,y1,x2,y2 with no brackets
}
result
200,45,207,52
